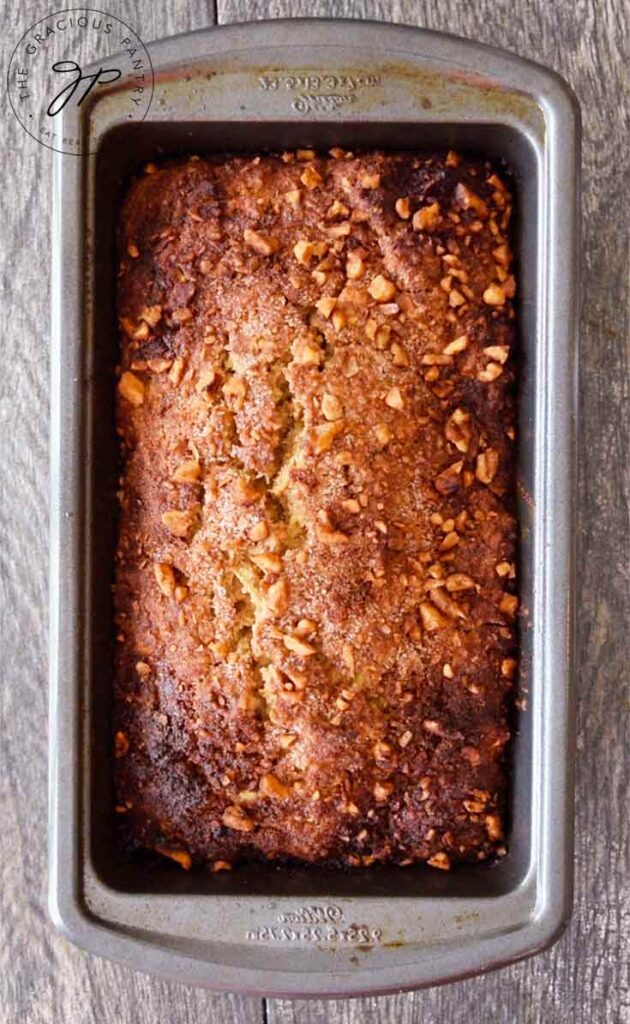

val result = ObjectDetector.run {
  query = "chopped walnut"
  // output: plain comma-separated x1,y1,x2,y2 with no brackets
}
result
313,420,344,453
321,393,343,421
455,182,489,218
295,618,317,637
501,658,518,679
243,228,279,255
385,386,404,410
140,304,162,327
283,633,316,657
168,356,185,386
315,295,337,319
373,781,394,801
499,593,519,617
445,573,476,592
503,275,516,297
260,773,291,799
485,814,503,840
412,202,440,232
368,274,396,302
172,459,201,483
154,562,176,596
445,408,472,453
419,601,449,631
427,852,451,870
156,846,192,870
331,309,346,331
430,587,466,620
434,460,464,494
120,317,150,341
475,448,499,484
222,805,255,832
422,353,453,366
147,357,172,373
442,334,468,355
477,362,503,383
300,165,323,189
346,251,365,280
440,530,460,551
483,345,509,364
126,241,140,258
326,199,350,219
327,221,351,239
374,324,392,349
464,798,486,813
161,509,195,538
492,243,510,267
118,371,145,407
172,306,192,325
395,197,411,219
211,860,232,872
293,337,322,366
293,239,317,265
483,283,506,306
391,342,409,366
360,171,381,188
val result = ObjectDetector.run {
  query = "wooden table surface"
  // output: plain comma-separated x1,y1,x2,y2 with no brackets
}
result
1,1,628,1021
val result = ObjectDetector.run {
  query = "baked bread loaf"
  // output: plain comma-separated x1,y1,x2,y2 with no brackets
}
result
114,149,518,872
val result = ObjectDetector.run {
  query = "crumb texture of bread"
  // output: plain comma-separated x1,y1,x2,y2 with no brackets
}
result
114,150,518,872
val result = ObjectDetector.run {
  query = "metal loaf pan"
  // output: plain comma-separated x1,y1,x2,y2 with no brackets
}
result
49,19,579,997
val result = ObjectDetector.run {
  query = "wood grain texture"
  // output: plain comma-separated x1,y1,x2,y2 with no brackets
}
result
216,1,630,1023
1,7,259,1024
0,0,627,1023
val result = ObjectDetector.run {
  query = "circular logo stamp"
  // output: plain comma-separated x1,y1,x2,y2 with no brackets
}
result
7,7,154,155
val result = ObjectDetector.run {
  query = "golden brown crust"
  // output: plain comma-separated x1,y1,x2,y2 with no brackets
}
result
114,150,518,871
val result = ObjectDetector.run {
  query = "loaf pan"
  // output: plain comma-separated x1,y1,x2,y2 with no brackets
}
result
49,18,579,996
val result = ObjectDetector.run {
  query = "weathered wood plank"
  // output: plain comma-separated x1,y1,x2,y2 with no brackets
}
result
0,2,261,1022
215,0,630,1021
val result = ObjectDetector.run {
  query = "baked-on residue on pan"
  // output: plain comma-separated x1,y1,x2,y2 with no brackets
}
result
114,149,518,872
